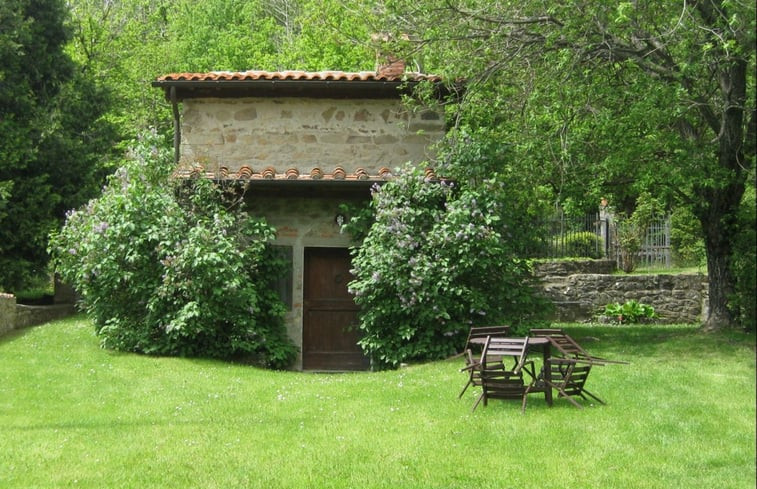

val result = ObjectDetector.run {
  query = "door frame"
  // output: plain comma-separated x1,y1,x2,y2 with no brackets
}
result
302,246,369,371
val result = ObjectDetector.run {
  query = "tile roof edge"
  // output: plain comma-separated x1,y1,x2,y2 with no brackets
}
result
154,70,443,83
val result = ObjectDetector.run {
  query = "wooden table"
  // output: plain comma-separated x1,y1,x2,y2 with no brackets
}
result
470,336,553,406
525,337,553,406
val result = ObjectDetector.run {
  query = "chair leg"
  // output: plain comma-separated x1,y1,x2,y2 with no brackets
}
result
472,393,485,412
580,387,606,405
458,380,471,399
553,386,584,409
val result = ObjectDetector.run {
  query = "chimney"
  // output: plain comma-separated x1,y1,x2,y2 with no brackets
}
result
372,33,408,78
378,56,406,77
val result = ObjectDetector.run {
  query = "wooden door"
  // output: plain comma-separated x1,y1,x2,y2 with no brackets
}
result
303,247,369,371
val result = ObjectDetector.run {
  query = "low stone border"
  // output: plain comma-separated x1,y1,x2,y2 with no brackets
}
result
0,293,15,336
0,293,76,337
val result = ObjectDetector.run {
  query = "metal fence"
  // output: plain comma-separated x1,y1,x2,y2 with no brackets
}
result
530,212,672,268
528,212,608,259
620,215,672,268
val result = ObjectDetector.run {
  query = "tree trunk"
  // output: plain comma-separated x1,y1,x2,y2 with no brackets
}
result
702,230,736,331
697,155,745,332
696,51,749,332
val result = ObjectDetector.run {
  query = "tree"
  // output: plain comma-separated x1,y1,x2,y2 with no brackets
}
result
0,0,117,290
368,0,755,330
65,0,375,141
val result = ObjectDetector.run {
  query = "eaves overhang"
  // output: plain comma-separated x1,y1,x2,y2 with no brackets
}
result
151,70,455,101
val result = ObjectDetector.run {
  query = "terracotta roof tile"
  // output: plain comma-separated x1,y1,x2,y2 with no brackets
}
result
156,70,442,84
174,165,408,182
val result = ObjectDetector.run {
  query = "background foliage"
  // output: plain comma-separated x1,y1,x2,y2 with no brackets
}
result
2,0,754,335
0,0,118,291
50,135,296,367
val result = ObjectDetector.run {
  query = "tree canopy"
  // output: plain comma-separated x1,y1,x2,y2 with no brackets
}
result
361,0,755,330
0,0,118,290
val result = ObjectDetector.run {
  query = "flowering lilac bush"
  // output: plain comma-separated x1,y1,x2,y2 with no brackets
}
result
348,166,548,368
50,135,296,367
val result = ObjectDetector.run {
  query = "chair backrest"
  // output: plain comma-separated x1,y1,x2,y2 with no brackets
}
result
464,325,511,353
475,336,532,407
547,358,592,396
531,328,597,361
466,325,511,343
532,328,628,365
546,333,591,359
481,336,529,372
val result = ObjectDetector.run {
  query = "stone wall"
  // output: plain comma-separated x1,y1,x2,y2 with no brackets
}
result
180,97,445,178
535,260,708,323
0,293,15,336
533,260,616,276
0,292,77,338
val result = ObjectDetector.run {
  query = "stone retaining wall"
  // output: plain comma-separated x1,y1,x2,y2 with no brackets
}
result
534,260,708,323
0,293,15,336
0,293,76,337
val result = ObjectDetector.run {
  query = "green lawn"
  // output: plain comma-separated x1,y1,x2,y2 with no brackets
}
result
1,316,755,489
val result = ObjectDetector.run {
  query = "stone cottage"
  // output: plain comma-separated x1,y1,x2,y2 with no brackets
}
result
152,67,448,370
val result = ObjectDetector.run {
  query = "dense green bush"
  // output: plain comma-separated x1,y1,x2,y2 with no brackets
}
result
551,231,604,258
347,167,549,369
729,179,756,332
50,136,296,367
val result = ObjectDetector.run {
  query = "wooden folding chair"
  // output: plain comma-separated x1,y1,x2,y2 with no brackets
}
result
530,328,628,365
528,328,627,408
458,326,511,399
527,357,605,408
472,336,537,413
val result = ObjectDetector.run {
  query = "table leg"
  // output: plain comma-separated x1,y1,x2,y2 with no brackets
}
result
542,342,553,406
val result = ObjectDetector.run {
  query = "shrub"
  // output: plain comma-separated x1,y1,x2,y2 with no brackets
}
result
611,193,663,273
49,135,297,367
602,300,658,324
551,231,604,258
347,167,549,369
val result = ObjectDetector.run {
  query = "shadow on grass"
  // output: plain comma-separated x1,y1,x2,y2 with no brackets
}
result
0,325,39,345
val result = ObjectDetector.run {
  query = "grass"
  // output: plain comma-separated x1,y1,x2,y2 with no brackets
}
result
1,316,755,489
619,265,707,275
